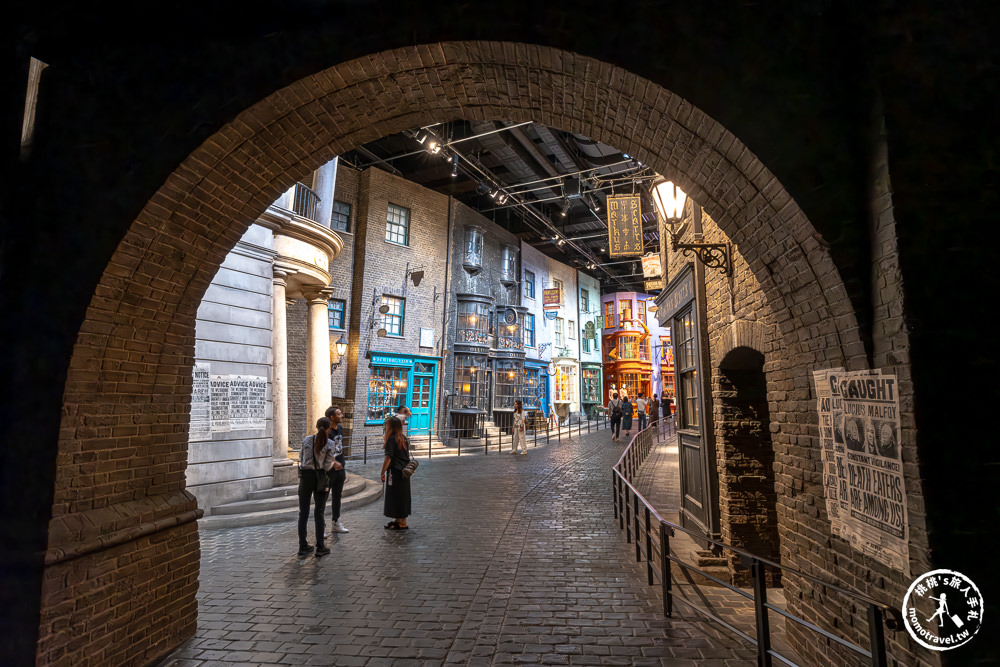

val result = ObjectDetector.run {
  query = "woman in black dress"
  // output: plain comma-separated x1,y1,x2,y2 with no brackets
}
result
380,415,411,530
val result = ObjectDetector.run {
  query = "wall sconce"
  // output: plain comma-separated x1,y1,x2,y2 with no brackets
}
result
650,176,732,276
330,334,348,370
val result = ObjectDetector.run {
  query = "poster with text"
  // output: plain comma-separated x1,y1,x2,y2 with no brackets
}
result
819,368,909,574
190,363,212,438
812,368,845,537
210,375,231,433
228,375,267,430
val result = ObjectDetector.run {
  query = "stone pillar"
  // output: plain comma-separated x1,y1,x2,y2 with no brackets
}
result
313,157,338,228
306,289,334,429
271,270,293,465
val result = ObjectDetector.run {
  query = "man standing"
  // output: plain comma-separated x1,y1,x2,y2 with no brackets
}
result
636,393,648,431
324,405,350,534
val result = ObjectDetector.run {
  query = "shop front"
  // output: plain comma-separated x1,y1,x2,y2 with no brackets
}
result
450,293,493,435
551,356,579,423
523,359,550,424
491,305,526,432
580,363,602,419
366,353,440,435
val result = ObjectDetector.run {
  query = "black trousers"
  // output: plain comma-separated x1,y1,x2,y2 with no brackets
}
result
298,468,329,549
328,468,347,522
610,415,622,438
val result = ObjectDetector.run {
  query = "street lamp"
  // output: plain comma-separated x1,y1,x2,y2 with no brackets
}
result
331,334,348,370
650,176,732,276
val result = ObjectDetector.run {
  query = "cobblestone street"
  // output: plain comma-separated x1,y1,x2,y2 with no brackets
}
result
159,428,756,665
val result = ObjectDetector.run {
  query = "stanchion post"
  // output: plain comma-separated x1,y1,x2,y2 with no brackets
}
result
868,606,887,667
660,522,672,617
633,494,641,562
752,559,773,667
645,507,653,585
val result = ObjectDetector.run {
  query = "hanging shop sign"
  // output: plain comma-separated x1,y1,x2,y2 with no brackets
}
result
595,315,604,330
607,195,643,257
813,368,909,574
584,321,596,339
641,252,662,278
644,278,665,292
544,310,558,320
542,287,561,308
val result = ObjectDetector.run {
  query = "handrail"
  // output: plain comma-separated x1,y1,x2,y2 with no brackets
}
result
291,182,321,222
611,417,900,666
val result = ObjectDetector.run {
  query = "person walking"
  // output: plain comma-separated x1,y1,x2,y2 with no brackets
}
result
380,416,411,530
298,417,335,557
649,393,660,426
324,405,349,534
622,395,633,438
608,392,623,442
636,393,648,431
511,400,527,455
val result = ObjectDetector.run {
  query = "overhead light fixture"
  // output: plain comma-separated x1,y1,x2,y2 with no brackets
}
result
650,175,731,276
451,155,459,177
415,131,428,145
496,192,508,205
427,139,442,154
559,199,570,216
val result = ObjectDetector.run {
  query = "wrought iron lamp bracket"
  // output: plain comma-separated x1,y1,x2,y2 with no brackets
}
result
667,226,732,276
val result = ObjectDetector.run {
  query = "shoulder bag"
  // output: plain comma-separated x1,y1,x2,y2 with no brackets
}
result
401,436,419,478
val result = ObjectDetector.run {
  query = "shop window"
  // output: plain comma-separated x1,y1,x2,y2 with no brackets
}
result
497,308,522,350
604,301,615,327
582,368,601,403
637,299,646,323
382,295,404,336
524,313,535,347
494,360,523,410
619,298,632,325
457,299,490,345
385,203,410,245
331,200,351,232
582,336,590,353
676,308,699,427
328,299,346,330
554,364,577,403
454,355,488,410
367,367,408,422
524,270,535,299
523,367,543,410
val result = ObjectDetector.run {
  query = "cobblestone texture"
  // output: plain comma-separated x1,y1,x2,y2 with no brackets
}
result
159,428,756,666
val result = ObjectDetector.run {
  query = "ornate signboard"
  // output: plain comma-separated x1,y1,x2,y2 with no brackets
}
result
607,195,643,257
542,287,561,308
584,321,596,339
641,252,662,278
644,278,665,292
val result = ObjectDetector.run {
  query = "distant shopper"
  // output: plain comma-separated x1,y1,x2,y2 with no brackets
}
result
324,406,349,534
511,400,527,455
298,417,334,557
636,393,648,431
622,395,633,437
649,394,661,425
381,416,411,530
608,392,623,442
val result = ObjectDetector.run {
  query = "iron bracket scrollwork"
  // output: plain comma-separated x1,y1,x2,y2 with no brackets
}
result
670,236,732,276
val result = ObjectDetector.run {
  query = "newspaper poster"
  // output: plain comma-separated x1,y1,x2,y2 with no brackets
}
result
812,369,845,537
228,375,267,430
189,363,212,438
816,368,909,574
210,374,231,433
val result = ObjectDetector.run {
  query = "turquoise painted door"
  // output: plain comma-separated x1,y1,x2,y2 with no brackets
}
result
409,370,434,434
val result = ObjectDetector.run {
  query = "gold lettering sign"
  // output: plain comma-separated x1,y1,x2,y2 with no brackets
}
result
607,195,643,257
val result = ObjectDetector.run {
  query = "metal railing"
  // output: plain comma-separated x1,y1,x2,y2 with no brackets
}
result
611,418,902,667
291,182,321,222
339,413,613,464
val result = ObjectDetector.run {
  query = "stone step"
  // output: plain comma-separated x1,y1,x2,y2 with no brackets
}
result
199,477,383,530
244,474,367,501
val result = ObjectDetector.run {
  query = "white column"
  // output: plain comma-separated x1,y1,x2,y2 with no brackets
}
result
313,157,338,228
271,270,293,463
306,289,334,429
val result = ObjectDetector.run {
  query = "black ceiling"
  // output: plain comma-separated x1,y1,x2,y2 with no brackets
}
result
339,120,662,292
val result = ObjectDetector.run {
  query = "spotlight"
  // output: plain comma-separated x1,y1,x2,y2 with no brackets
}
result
490,189,499,200
415,131,428,145
559,199,571,216
427,140,441,154
496,192,508,205
451,155,459,177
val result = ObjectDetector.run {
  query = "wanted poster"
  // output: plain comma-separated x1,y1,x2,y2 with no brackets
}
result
189,363,212,438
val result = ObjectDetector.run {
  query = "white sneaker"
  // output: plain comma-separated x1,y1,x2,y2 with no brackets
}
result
332,521,350,533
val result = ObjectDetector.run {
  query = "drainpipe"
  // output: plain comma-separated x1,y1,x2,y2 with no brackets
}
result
438,199,454,438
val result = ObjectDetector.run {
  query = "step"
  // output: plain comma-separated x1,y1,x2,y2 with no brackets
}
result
199,477,383,530
211,475,367,515
242,474,368,502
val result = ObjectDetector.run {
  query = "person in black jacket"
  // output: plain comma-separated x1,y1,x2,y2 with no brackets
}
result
380,416,411,530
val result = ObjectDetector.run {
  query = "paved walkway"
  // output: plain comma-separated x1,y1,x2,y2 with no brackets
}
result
159,427,756,666
630,432,801,665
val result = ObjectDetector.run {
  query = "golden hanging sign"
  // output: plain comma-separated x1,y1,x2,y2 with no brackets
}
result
607,195,643,257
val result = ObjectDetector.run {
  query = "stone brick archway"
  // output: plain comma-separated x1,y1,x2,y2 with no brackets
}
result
48,42,885,665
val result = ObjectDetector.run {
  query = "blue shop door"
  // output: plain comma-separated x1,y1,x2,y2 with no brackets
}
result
409,370,434,435
539,374,550,417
